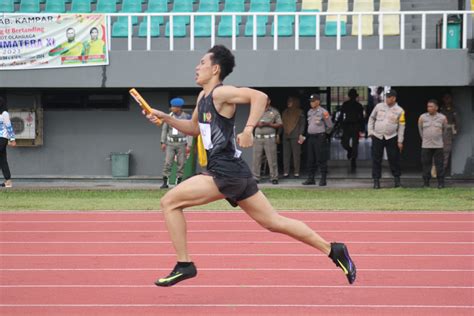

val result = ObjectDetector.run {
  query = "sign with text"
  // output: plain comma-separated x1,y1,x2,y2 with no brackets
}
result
0,14,109,70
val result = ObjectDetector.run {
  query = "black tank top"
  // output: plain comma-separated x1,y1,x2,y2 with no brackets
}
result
197,86,252,178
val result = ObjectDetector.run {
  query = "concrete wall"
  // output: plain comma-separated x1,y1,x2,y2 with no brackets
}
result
1,50,472,88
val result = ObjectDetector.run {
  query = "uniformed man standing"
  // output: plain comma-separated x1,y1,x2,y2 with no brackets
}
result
418,99,447,189
252,98,283,184
160,98,192,189
338,88,364,170
368,89,405,189
439,92,458,171
301,94,333,186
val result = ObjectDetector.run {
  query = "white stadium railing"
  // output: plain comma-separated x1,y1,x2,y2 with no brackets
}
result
5,11,473,51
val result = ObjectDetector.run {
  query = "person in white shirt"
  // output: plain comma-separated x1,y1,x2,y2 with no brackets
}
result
0,96,16,188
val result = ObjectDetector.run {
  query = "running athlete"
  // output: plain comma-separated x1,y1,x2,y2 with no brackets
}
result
145,45,356,287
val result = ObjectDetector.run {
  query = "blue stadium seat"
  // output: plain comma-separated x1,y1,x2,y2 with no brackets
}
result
45,0,66,13
170,0,193,24
299,11,319,37
95,0,117,13
165,19,187,37
325,0,348,37
272,0,297,37
19,0,41,12
112,21,131,37
0,0,14,12
117,0,142,25
198,0,218,12
194,0,219,37
70,0,92,13
244,0,271,37
218,0,245,37
138,17,161,37
144,0,168,26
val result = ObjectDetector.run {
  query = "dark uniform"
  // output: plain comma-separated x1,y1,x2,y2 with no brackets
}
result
339,98,364,167
368,99,405,186
252,106,282,183
198,85,258,207
418,112,447,188
303,106,333,186
439,104,457,170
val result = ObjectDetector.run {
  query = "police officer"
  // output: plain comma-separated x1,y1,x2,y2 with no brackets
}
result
160,98,192,189
252,98,283,184
338,88,364,170
418,100,447,189
368,89,405,189
439,92,458,171
301,94,333,186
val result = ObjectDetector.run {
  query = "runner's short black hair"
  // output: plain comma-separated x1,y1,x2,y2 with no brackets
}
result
207,45,235,81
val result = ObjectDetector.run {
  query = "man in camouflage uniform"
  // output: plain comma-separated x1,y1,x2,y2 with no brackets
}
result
301,94,333,186
160,98,192,189
368,89,405,189
418,99,447,189
439,92,458,172
252,98,283,184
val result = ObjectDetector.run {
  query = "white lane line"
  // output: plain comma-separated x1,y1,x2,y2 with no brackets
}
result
1,268,473,272
1,220,472,223
1,241,472,245
1,230,472,233
0,304,472,309
0,285,473,289
1,253,473,257
1,210,472,214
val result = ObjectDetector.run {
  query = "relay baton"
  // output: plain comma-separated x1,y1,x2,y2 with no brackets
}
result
129,88,162,125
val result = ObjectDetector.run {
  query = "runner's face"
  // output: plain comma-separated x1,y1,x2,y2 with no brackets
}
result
195,53,217,86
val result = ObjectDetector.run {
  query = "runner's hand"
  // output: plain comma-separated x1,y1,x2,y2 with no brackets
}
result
144,109,166,124
237,130,254,148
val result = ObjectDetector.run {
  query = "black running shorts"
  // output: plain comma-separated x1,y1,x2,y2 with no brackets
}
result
212,175,259,207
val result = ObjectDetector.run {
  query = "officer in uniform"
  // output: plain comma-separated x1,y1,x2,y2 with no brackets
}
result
160,98,192,189
301,94,333,186
252,98,283,184
368,89,405,189
439,92,458,171
338,88,364,170
418,99,447,189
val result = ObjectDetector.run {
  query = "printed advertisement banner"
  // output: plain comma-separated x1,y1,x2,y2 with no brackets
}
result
0,14,109,70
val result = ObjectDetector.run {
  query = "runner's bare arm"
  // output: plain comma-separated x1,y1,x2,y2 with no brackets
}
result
146,92,203,137
213,86,268,147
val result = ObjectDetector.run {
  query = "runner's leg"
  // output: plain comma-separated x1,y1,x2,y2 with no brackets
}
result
237,191,331,254
160,174,224,261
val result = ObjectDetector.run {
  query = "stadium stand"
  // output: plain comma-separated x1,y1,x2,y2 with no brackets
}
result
380,0,400,35
45,0,66,13
19,0,41,12
217,0,246,37
245,0,271,37
95,0,117,13
352,0,374,36
138,0,168,37
0,0,15,12
325,0,348,36
194,0,220,37
299,0,322,36
271,0,297,37
70,0,93,13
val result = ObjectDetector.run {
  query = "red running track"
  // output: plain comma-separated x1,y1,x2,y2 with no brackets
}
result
0,211,473,316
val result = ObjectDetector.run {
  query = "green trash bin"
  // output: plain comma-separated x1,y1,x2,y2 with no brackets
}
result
436,15,462,49
111,152,130,177
168,137,197,185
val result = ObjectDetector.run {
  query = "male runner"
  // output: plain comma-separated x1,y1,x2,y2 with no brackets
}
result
144,45,356,287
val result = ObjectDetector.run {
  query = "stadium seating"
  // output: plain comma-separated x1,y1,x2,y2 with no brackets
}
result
19,0,41,12
352,0,374,36
45,0,66,13
299,0,322,36
70,0,92,13
271,0,297,37
325,0,348,36
138,0,167,37
218,0,245,37
245,0,271,37
380,0,400,35
194,0,219,37
112,20,130,37
117,0,142,25
0,0,14,12
95,0,117,13
164,0,193,37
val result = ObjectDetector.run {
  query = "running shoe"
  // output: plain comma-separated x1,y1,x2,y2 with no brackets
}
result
155,262,197,287
328,242,356,284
